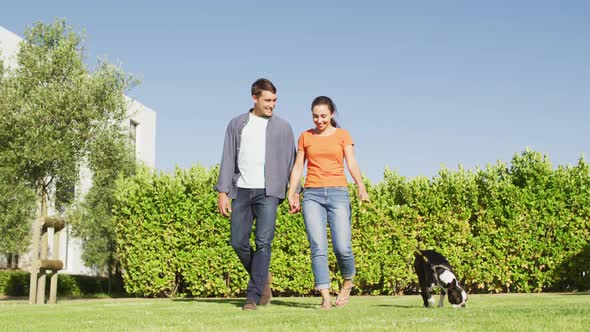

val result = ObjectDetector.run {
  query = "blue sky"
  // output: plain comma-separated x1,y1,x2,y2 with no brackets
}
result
3,1,589,183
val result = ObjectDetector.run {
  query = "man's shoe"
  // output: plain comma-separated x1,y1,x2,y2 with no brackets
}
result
242,301,257,311
259,272,273,305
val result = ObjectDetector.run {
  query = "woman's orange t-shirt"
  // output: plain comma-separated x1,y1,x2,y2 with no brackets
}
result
297,128,353,188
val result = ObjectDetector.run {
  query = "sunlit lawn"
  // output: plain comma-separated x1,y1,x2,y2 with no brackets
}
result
2,293,590,331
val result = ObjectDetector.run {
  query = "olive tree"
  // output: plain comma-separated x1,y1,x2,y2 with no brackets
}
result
0,20,137,281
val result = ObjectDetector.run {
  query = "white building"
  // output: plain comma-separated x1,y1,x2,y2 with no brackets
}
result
0,26,156,275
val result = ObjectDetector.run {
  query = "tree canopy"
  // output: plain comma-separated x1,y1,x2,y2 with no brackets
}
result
0,19,138,259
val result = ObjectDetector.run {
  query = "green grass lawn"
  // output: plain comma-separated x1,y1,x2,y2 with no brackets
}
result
2,293,590,331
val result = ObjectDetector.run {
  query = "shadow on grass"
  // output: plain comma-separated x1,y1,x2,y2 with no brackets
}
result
374,304,420,309
171,298,317,309
172,298,244,308
269,299,317,309
0,293,135,302
0,296,27,302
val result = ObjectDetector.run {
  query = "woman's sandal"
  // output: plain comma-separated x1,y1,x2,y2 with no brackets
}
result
335,286,353,307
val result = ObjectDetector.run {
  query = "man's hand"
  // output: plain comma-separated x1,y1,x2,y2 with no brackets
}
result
288,192,301,214
218,192,232,217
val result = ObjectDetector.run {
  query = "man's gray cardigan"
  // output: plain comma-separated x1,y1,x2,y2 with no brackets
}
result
215,110,297,199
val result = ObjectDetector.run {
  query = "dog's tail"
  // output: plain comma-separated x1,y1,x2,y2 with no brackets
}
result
413,248,428,263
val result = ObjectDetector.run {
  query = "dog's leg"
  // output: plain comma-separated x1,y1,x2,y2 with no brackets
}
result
416,260,433,308
427,292,435,308
421,286,432,308
438,290,446,308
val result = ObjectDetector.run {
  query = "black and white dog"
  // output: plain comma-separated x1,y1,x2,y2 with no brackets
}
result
413,250,468,308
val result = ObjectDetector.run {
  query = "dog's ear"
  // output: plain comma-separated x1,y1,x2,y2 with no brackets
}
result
450,279,457,288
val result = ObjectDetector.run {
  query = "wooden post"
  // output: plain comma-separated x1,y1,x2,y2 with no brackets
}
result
36,193,49,304
28,195,43,304
49,225,61,304
28,190,65,305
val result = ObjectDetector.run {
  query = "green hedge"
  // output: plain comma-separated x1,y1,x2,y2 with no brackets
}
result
0,270,124,296
114,150,590,297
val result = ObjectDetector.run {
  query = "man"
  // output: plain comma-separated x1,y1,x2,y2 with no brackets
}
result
216,78,298,310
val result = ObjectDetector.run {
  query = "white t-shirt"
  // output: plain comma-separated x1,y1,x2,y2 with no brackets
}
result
236,112,268,188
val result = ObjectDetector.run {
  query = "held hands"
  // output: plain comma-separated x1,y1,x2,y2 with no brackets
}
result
288,192,301,214
218,192,232,217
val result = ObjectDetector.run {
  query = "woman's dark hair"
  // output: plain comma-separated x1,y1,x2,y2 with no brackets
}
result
251,78,277,97
311,96,338,128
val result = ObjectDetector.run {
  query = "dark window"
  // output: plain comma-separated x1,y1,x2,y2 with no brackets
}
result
129,120,138,158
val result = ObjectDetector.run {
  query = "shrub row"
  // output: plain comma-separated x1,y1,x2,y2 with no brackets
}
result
0,270,124,296
113,150,590,297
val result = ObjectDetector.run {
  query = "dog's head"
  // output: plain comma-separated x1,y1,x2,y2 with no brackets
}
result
447,279,468,308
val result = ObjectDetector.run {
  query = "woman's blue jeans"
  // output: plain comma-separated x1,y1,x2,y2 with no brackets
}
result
302,187,355,290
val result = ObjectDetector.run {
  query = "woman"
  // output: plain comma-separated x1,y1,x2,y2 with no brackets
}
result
288,96,369,309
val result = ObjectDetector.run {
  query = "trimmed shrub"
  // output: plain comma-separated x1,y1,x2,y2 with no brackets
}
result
114,151,590,297
0,270,122,296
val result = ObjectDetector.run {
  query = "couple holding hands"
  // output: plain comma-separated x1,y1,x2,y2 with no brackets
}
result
215,78,369,310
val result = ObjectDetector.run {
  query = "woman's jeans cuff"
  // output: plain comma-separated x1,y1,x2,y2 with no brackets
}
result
315,283,330,290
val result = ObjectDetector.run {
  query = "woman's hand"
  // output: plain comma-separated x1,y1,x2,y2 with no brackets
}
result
288,192,301,214
357,186,370,203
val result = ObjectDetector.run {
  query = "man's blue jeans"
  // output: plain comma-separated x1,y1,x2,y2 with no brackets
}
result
302,187,355,290
230,188,279,303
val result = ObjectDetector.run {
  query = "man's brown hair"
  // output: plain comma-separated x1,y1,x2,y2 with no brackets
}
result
251,78,277,97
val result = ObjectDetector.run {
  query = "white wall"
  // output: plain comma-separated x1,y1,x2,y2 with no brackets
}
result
0,25,157,275
127,97,157,168
0,26,21,70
